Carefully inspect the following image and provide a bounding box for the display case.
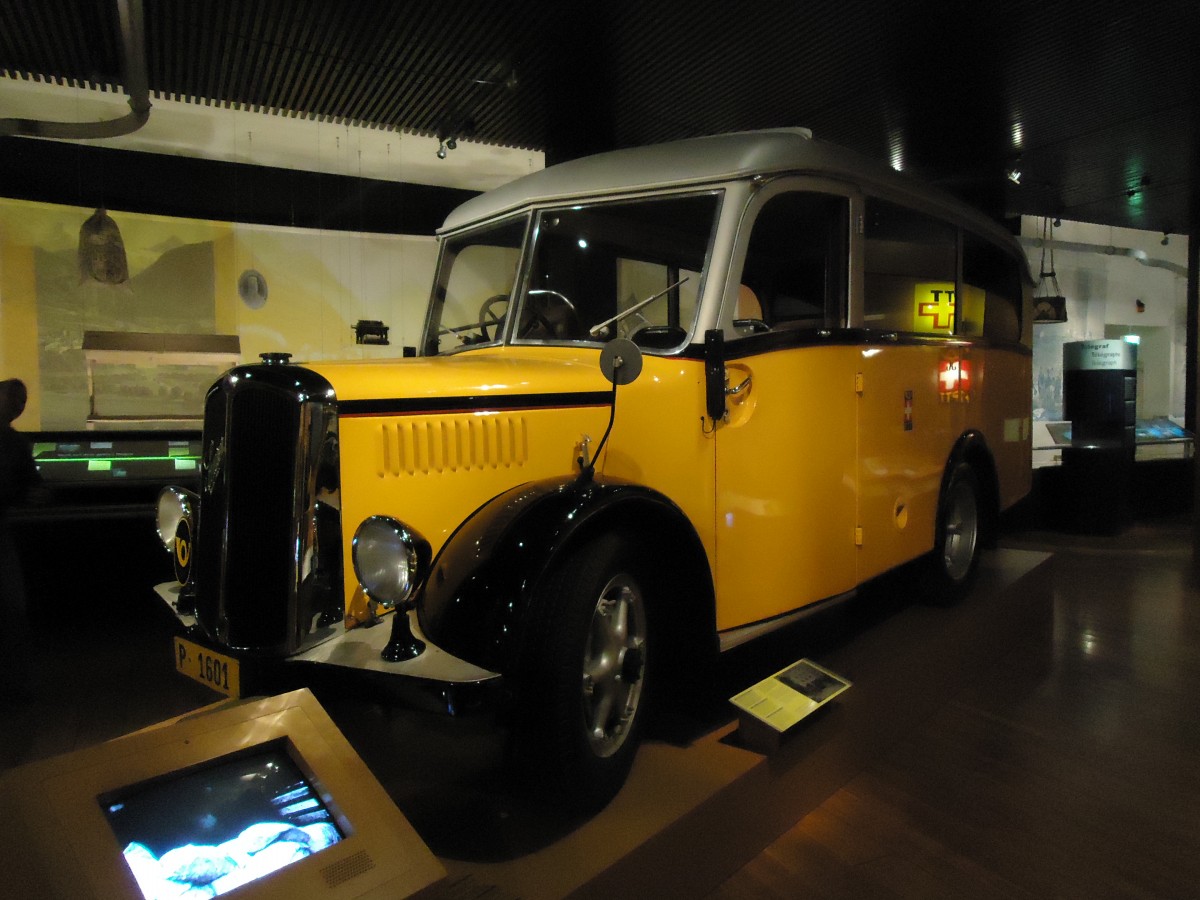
[1033,416,1193,469]
[14,430,201,521]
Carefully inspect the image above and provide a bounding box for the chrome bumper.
[153,581,501,687]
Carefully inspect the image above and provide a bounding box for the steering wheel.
[478,294,510,341]
[519,289,582,339]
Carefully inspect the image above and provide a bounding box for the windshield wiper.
[588,276,689,338]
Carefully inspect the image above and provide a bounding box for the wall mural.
[0,197,437,431]
[36,240,217,428]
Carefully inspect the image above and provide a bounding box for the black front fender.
[416,476,709,675]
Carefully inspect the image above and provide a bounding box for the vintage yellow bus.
[157,129,1032,809]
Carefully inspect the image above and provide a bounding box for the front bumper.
[154,582,503,715]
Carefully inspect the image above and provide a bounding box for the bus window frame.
[719,176,857,342]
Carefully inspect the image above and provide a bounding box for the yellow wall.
[0,241,41,427]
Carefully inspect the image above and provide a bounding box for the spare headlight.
[352,516,431,608]
[156,486,197,553]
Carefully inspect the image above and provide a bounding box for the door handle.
[726,374,752,396]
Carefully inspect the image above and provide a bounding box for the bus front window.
[516,192,721,351]
[425,216,527,355]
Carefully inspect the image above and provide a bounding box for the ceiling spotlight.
[1161,232,1170,246]
[436,141,447,159]
[1006,169,1022,185]
[446,137,457,151]
[1053,217,1062,227]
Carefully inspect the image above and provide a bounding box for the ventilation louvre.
[379,415,529,476]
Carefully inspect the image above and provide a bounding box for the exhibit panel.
[0,690,445,899]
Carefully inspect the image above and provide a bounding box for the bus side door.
[712,186,859,632]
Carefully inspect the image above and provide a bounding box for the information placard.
[730,659,851,751]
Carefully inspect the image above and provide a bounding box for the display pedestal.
[422,547,1052,900]
[736,712,784,754]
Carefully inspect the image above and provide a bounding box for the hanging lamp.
[77,207,130,285]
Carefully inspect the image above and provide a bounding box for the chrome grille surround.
[192,363,342,655]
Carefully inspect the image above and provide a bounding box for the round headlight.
[156,486,197,553]
[352,516,431,608]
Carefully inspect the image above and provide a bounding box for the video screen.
[100,740,345,899]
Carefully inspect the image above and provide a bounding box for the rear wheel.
[922,462,981,606]
[516,534,650,810]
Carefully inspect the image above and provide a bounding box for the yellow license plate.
[174,636,241,698]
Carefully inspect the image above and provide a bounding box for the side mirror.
[579,339,643,482]
[704,329,726,421]
[599,337,643,386]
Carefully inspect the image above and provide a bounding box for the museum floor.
[3,511,1199,898]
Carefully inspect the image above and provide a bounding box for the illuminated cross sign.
[938,358,972,400]
[916,287,955,331]
[939,360,961,392]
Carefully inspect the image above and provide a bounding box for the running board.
[718,589,858,652]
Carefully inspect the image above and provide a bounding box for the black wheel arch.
[417,475,716,678]
[942,430,1001,548]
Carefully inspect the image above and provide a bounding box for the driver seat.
[734,285,769,335]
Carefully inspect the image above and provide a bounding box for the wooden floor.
[710,517,1200,900]
[3,514,1200,898]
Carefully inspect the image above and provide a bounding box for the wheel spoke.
[588,687,617,741]
[584,643,617,683]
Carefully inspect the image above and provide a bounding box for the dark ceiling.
[1,0,1198,236]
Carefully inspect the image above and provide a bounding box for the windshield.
[424,216,527,355]
[424,192,720,355]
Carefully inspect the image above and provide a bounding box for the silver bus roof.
[439,129,1021,257]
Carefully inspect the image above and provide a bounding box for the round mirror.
[599,338,643,385]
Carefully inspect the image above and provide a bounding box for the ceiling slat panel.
[0,0,1195,231]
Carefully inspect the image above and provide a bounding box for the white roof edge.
[440,128,1023,266]
[442,129,823,230]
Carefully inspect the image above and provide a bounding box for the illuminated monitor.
[0,689,444,900]
[100,740,346,898]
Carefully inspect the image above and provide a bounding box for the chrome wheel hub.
[581,575,646,758]
[943,478,979,582]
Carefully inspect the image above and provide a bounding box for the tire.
[922,462,982,606]
[515,533,650,811]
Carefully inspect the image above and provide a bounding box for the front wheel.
[921,462,982,606]
[515,534,650,811]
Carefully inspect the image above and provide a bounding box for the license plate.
[174,636,241,698]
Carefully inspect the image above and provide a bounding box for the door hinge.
[854,526,864,546]
[855,372,864,395]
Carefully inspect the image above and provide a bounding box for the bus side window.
[736,192,848,336]
[962,231,1023,342]
[864,198,957,334]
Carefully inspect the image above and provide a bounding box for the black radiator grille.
[194,376,301,652]
[225,386,299,648]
